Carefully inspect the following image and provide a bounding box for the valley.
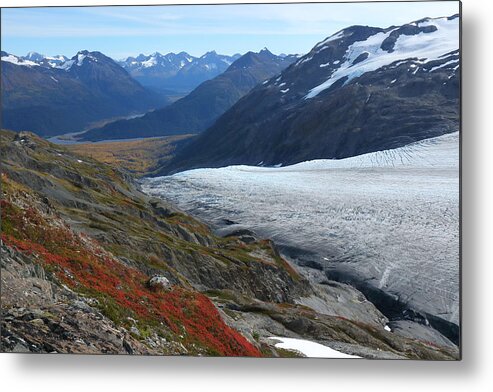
[66,134,194,176]
[1,130,458,359]
[1,8,460,359]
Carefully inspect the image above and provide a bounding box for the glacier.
[142,132,460,327]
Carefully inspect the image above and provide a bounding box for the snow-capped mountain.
[1,50,163,136]
[6,51,70,68]
[162,14,460,174]
[79,48,297,141]
[1,51,41,67]
[41,55,70,68]
[120,51,195,73]
[119,50,241,93]
[23,51,46,63]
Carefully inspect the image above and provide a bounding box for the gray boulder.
[147,275,172,291]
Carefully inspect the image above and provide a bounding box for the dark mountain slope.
[160,15,459,174]
[79,49,297,141]
[1,51,164,137]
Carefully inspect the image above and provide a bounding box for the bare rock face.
[0,243,162,355]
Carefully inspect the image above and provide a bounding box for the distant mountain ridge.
[119,50,242,94]
[160,15,460,174]
[4,50,240,96]
[21,51,69,68]
[79,48,298,141]
[1,50,164,136]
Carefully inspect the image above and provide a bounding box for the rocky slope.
[0,130,458,359]
[1,51,164,137]
[79,49,297,141]
[160,15,459,174]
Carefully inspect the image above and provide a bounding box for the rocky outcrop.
[147,276,172,291]
[1,243,170,354]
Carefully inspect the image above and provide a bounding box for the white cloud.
[1,2,459,39]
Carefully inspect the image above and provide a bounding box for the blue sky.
[1,2,459,60]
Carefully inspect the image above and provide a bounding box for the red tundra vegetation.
[1,191,261,357]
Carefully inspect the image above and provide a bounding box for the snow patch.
[58,59,75,70]
[296,56,313,66]
[305,16,459,99]
[315,30,346,49]
[1,54,39,67]
[428,58,459,72]
[269,337,361,358]
[316,45,329,53]
[142,57,157,68]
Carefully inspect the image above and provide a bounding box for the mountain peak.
[229,51,260,68]
[58,50,114,71]
[202,50,218,58]
[25,51,45,62]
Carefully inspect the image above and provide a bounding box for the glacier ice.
[142,132,460,325]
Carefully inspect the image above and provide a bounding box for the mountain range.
[119,50,242,95]
[2,14,459,167]
[1,50,164,136]
[160,15,460,174]
[0,13,460,358]
[79,49,298,141]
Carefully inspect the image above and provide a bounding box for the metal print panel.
[0,1,461,359]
